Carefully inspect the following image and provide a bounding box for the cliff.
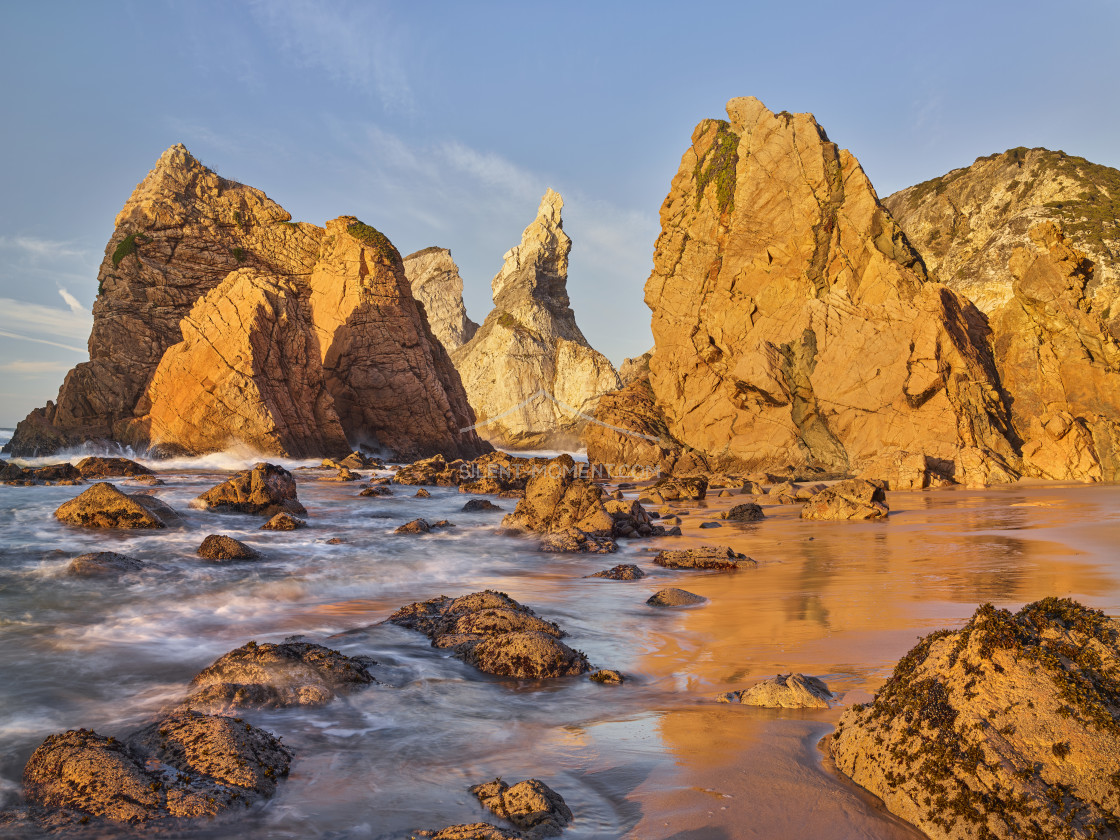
[586,97,1019,481]
[402,247,479,353]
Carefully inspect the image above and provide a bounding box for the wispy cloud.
[247,0,413,112]
[0,235,88,260]
[57,288,84,314]
[0,360,74,375]
[0,297,93,347]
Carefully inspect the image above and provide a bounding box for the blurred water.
[0,461,1117,839]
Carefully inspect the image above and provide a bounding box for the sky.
[1,0,1118,427]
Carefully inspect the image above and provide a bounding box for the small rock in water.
[462,498,502,512]
[430,519,455,529]
[718,673,832,708]
[469,778,573,838]
[647,588,706,607]
[653,546,753,571]
[396,518,431,534]
[718,489,733,497]
[698,521,722,529]
[413,824,522,840]
[326,537,345,544]
[260,512,306,530]
[720,502,765,521]
[75,456,153,479]
[539,528,616,553]
[414,488,432,498]
[197,535,259,561]
[55,483,174,529]
[67,551,145,577]
[360,485,393,497]
[589,669,625,684]
[801,479,888,521]
[191,462,306,517]
[585,563,645,580]
[185,640,375,712]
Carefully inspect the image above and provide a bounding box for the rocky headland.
[6,145,488,462]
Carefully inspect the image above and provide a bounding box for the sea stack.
[403,247,479,353]
[585,96,1020,483]
[451,190,620,450]
[6,146,489,461]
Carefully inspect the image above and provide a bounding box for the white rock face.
[451,190,620,450]
[403,247,479,353]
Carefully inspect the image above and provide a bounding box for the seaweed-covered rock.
[388,591,587,679]
[414,488,432,498]
[719,673,832,708]
[55,483,172,529]
[647,588,706,607]
[260,512,306,531]
[67,551,145,577]
[22,711,290,825]
[801,479,888,521]
[589,669,625,684]
[395,455,465,486]
[538,528,617,554]
[830,598,1120,840]
[191,462,305,517]
[75,457,153,478]
[469,778,573,838]
[360,484,393,497]
[720,502,765,521]
[197,535,259,561]
[586,563,645,580]
[653,546,754,571]
[412,824,522,840]
[185,640,374,712]
[462,631,589,679]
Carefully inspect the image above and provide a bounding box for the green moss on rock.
[693,119,740,215]
[111,233,139,268]
[346,219,403,270]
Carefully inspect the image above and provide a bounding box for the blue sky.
[1,0,1118,427]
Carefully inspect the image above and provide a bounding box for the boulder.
[260,512,306,530]
[501,454,614,538]
[396,519,432,535]
[55,483,171,529]
[586,563,645,580]
[185,640,375,712]
[653,546,753,571]
[718,673,832,708]
[720,503,765,521]
[414,488,432,498]
[388,591,588,679]
[856,449,953,491]
[22,711,290,824]
[67,552,145,577]
[800,479,888,521]
[197,535,259,561]
[651,475,707,501]
[647,588,706,607]
[395,454,465,486]
[831,598,1120,840]
[320,467,361,481]
[469,778,572,838]
[403,246,479,352]
[414,825,522,840]
[539,528,617,554]
[360,485,393,497]
[451,190,620,449]
[192,463,306,517]
[698,521,722,529]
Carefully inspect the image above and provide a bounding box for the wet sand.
[615,482,1120,839]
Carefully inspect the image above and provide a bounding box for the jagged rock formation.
[403,247,479,352]
[884,146,1120,319]
[7,145,488,461]
[451,190,620,449]
[586,97,1021,483]
[831,598,1120,840]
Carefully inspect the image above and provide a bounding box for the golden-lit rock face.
[588,96,1019,480]
[8,146,488,460]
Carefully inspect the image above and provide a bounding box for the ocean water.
[0,457,1118,839]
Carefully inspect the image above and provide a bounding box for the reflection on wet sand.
[625,483,1120,838]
